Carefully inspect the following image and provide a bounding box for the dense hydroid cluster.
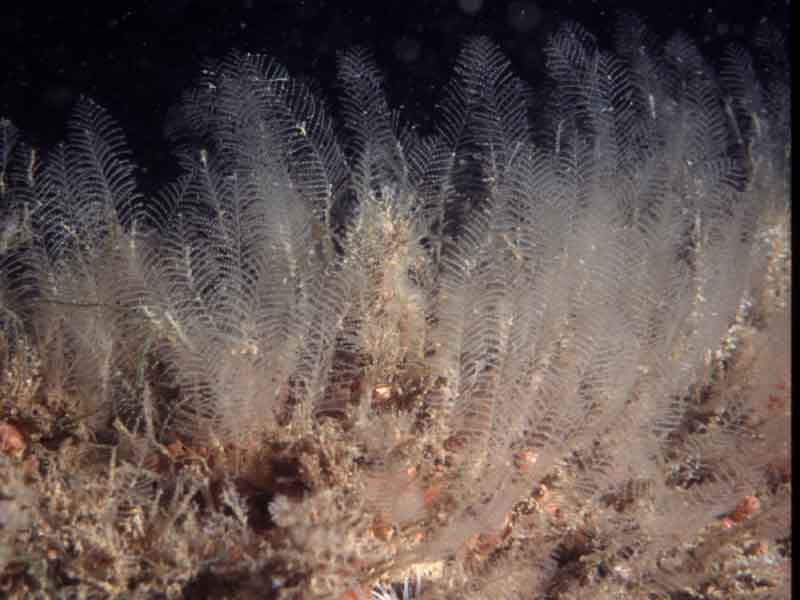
[0,15,791,599]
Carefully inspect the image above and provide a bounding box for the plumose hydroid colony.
[0,15,791,599]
